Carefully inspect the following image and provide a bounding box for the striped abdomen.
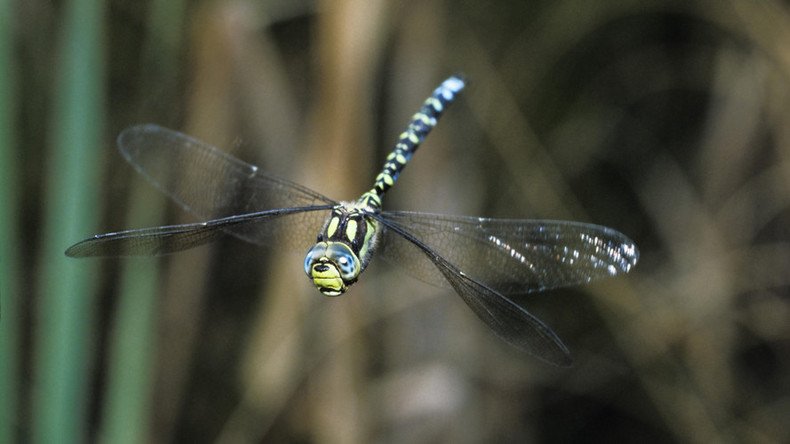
[371,75,465,198]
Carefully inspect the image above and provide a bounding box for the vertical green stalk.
[0,0,19,442]
[33,0,105,442]
[98,243,161,444]
[99,1,186,442]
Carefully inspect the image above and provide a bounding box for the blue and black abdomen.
[371,75,466,197]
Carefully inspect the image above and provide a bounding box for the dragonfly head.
[304,241,361,296]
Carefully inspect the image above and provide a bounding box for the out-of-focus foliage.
[4,0,790,442]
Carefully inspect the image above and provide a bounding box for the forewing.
[66,206,332,257]
[377,211,638,295]
[117,124,336,245]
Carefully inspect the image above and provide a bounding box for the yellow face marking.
[326,217,340,238]
[313,277,344,295]
[312,263,340,279]
[317,287,343,297]
[345,219,358,243]
[310,260,345,296]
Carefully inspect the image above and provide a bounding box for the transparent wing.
[376,217,573,366]
[65,206,332,257]
[376,211,639,295]
[117,124,337,245]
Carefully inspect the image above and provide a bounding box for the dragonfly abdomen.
[371,75,465,197]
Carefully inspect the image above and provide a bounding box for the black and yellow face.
[303,241,360,296]
[304,202,379,296]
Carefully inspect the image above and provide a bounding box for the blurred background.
[2,0,790,442]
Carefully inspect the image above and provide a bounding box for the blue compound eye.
[304,243,327,276]
[327,243,360,280]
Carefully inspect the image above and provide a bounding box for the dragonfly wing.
[117,124,337,245]
[66,206,332,257]
[376,216,572,366]
[66,221,226,257]
[377,211,638,295]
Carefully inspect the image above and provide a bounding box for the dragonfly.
[66,75,638,366]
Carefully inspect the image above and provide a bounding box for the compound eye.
[304,243,327,276]
[327,243,360,280]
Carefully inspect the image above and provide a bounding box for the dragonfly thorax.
[304,200,380,296]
